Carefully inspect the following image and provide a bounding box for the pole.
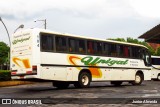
[35,19,46,29]
[0,17,11,46]
[45,19,46,29]
[14,24,24,33]
[0,17,10,70]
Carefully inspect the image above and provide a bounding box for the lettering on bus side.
[81,56,128,66]
[12,36,31,45]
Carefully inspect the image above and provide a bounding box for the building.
[139,24,160,50]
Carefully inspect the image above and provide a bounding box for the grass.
[0,70,34,87]
[0,80,33,87]
[0,70,10,72]
[0,70,11,81]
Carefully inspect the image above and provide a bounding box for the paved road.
[0,81,160,106]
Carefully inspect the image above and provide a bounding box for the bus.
[11,28,152,88]
[151,56,160,80]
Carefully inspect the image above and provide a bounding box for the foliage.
[108,38,126,42]
[0,70,11,81]
[0,70,9,72]
[156,47,160,56]
[0,42,10,69]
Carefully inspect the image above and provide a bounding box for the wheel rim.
[135,75,141,83]
[82,75,89,85]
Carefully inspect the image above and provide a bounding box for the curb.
[0,81,34,87]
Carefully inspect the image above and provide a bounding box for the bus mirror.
[144,51,151,67]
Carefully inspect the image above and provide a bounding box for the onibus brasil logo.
[68,55,128,78]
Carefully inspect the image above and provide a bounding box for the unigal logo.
[12,36,30,45]
[68,55,128,78]
[81,56,128,66]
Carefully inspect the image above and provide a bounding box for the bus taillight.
[11,70,17,75]
[26,71,32,74]
[32,65,37,73]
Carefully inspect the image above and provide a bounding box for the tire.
[74,72,91,88]
[74,82,81,88]
[110,81,123,86]
[152,79,157,81]
[157,74,160,81]
[131,72,143,85]
[52,81,70,89]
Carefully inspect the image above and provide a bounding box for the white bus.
[151,56,160,80]
[11,28,151,88]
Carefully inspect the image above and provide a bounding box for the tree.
[108,38,126,42]
[0,42,10,69]
[127,37,139,44]
[156,47,160,56]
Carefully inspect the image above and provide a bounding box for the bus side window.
[111,44,117,57]
[77,39,86,54]
[56,36,67,52]
[103,43,110,56]
[103,43,107,55]
[152,58,160,65]
[124,46,129,57]
[117,45,124,57]
[69,38,76,52]
[131,47,140,59]
[117,45,130,57]
[94,42,102,55]
[41,34,54,52]
[87,41,94,54]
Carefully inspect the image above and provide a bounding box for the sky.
[0,0,160,46]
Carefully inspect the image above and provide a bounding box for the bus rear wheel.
[74,72,91,88]
[110,81,123,86]
[52,81,70,89]
[157,74,160,81]
[131,72,143,85]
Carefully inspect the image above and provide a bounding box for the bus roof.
[151,56,160,58]
[15,28,148,49]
